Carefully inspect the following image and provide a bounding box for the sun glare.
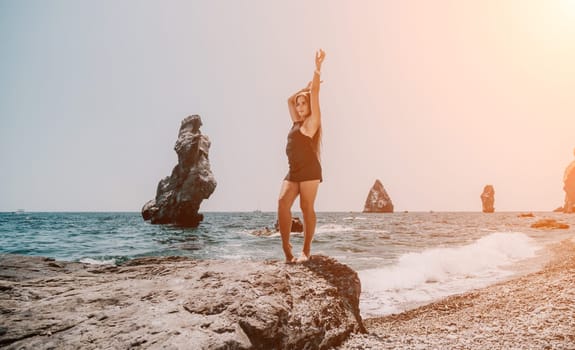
[515,0,575,52]
[548,0,575,30]
[558,0,575,17]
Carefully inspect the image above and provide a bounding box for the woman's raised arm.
[287,82,311,123]
[302,49,325,137]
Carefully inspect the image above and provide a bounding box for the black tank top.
[285,122,322,182]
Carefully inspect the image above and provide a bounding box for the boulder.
[363,179,393,213]
[142,115,216,227]
[252,218,304,236]
[562,195,575,214]
[562,154,575,213]
[480,185,495,213]
[274,217,304,232]
[0,254,365,349]
[530,219,569,229]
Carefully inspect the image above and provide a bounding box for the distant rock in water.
[480,185,495,213]
[553,206,564,212]
[554,203,574,213]
[275,217,304,232]
[363,179,394,213]
[142,115,216,227]
[563,151,575,213]
[530,219,569,229]
[252,217,304,237]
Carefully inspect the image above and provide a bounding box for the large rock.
[530,219,569,229]
[0,254,365,349]
[480,185,495,213]
[142,115,216,227]
[363,179,393,213]
[275,217,304,232]
[563,156,575,213]
[252,218,304,237]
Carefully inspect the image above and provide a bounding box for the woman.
[278,49,325,263]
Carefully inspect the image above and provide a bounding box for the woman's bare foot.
[297,253,311,263]
[284,244,297,263]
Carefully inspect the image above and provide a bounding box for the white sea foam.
[343,216,368,221]
[79,258,116,265]
[357,229,390,234]
[316,224,355,234]
[359,232,541,317]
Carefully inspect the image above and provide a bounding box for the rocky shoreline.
[338,237,575,349]
[2,237,574,349]
[0,255,364,349]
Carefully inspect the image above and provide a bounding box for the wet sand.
[338,237,575,349]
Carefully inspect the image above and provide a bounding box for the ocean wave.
[316,224,355,234]
[359,232,541,316]
[79,257,117,265]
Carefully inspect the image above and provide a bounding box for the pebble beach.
[338,237,575,350]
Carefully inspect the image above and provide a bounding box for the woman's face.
[295,95,310,119]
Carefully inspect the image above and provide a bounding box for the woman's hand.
[293,81,312,96]
[315,49,325,71]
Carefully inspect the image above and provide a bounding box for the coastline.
[338,237,575,349]
[0,254,364,349]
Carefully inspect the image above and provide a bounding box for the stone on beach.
[0,254,365,349]
[141,115,217,227]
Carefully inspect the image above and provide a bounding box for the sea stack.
[142,115,217,227]
[363,179,394,213]
[480,185,495,213]
[563,151,575,213]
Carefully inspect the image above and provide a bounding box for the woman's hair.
[296,92,322,160]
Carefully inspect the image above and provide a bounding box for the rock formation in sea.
[562,198,575,213]
[530,218,570,229]
[363,179,394,213]
[275,217,304,232]
[251,217,304,237]
[142,115,216,227]
[0,254,366,349]
[480,184,495,213]
[563,149,575,213]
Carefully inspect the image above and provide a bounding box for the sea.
[1,211,574,317]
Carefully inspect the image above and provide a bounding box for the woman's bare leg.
[298,180,320,261]
[278,180,300,262]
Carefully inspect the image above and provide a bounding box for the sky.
[1,0,574,212]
